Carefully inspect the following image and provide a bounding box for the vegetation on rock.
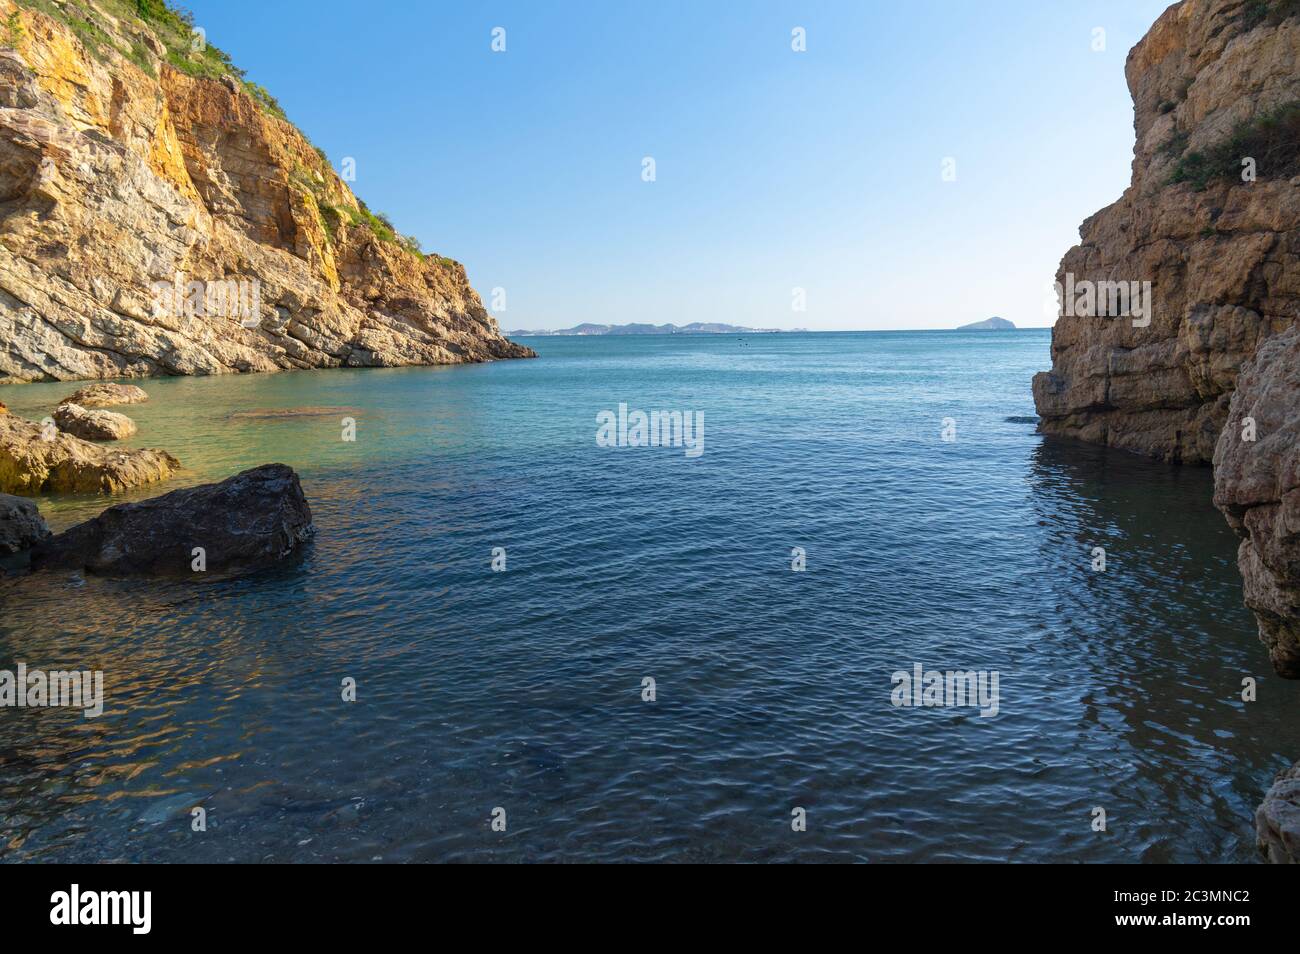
[1168,100,1300,189]
[13,0,430,259]
[1237,0,1300,33]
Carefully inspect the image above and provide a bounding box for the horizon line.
[507,326,1057,335]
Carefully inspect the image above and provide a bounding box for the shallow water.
[1,330,1296,862]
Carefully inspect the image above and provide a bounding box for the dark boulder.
[31,464,313,576]
[0,493,50,554]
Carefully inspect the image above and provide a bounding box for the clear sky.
[183,0,1173,331]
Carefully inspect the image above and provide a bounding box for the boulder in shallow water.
[1257,760,1300,864]
[53,403,138,442]
[0,493,50,554]
[31,464,314,576]
[0,414,178,495]
[59,383,149,408]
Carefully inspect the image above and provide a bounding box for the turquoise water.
[1,330,1297,862]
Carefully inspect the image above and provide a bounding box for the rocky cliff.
[1033,0,1300,464]
[1215,338,1297,856]
[0,0,532,383]
[1214,325,1300,679]
[1034,0,1300,683]
[1032,0,1300,861]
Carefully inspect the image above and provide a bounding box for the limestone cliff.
[1032,0,1300,464]
[1035,0,1300,680]
[1214,324,1300,679]
[1031,0,1300,861]
[0,0,533,383]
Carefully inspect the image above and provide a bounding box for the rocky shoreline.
[0,377,310,579]
[1033,0,1300,861]
[0,383,177,494]
[0,382,312,578]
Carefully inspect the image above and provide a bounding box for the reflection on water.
[1,331,1296,862]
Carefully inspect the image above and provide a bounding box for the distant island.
[957,316,1015,331]
[509,322,786,336]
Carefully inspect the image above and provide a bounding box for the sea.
[1,329,1296,862]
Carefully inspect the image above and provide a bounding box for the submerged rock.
[229,406,362,421]
[0,493,50,554]
[0,414,178,495]
[1257,760,1300,864]
[53,404,138,442]
[60,384,149,408]
[31,464,314,576]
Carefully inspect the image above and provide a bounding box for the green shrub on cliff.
[242,82,288,121]
[313,199,428,260]
[1169,100,1300,190]
[18,0,432,262]
[124,39,156,76]
[3,10,24,48]
[13,1,114,63]
[1238,0,1300,32]
[133,0,187,31]
[15,0,237,79]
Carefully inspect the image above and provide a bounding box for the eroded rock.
[0,7,533,385]
[53,403,138,441]
[1025,0,1300,860]
[0,492,49,554]
[0,413,177,495]
[1214,324,1300,677]
[31,463,313,576]
[60,383,150,408]
[1257,760,1300,864]
[1033,1,1300,463]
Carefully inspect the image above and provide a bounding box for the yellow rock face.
[147,97,201,203]
[0,0,534,383]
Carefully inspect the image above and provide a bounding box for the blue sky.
[184,0,1173,331]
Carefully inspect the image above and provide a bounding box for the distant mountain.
[509,322,784,336]
[957,316,1016,331]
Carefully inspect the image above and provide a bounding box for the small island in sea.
[509,322,785,336]
[957,316,1016,330]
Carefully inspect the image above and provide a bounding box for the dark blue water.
[1,330,1296,862]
